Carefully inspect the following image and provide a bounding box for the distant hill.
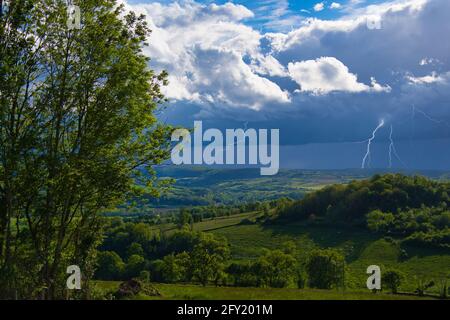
[274,173,450,248]
[148,166,450,207]
[149,166,371,207]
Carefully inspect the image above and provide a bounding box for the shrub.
[95,251,125,281]
[383,269,404,294]
[306,249,345,289]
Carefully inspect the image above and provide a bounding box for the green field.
[100,168,450,300]
[142,211,450,293]
[99,210,449,298]
[142,211,262,235]
[95,281,432,300]
[207,217,450,293]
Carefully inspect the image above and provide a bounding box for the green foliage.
[226,262,259,287]
[95,207,450,298]
[306,249,345,289]
[97,226,232,287]
[437,278,448,299]
[253,249,298,288]
[0,0,173,299]
[191,234,231,286]
[277,174,450,248]
[161,253,187,283]
[139,271,151,283]
[296,270,306,289]
[367,210,395,232]
[101,219,160,258]
[279,174,449,221]
[94,170,450,297]
[225,244,299,289]
[414,276,435,296]
[177,209,194,229]
[127,243,144,258]
[95,251,125,281]
[125,255,146,279]
[382,269,404,293]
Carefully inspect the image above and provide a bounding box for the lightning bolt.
[388,125,394,168]
[413,105,450,128]
[388,125,407,168]
[361,119,385,169]
[409,104,450,153]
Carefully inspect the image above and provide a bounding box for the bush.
[297,270,306,289]
[414,277,435,296]
[383,269,403,293]
[125,255,146,279]
[306,249,345,289]
[95,251,125,280]
[254,249,298,288]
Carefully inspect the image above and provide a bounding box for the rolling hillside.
[120,167,450,210]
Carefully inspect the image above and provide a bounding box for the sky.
[121,0,450,170]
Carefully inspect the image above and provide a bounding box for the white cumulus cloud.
[118,0,450,130]
[313,2,325,12]
[330,2,342,10]
[288,57,390,94]
[122,1,289,111]
[406,71,448,84]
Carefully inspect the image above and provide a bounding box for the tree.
[226,262,258,287]
[252,248,297,288]
[95,251,125,281]
[383,269,403,294]
[126,243,144,259]
[125,255,146,279]
[0,0,172,298]
[148,259,165,283]
[367,210,395,233]
[306,249,345,289]
[296,269,306,289]
[161,253,185,283]
[129,223,154,245]
[263,203,270,218]
[191,234,230,286]
[437,278,448,299]
[177,209,194,229]
[413,276,434,296]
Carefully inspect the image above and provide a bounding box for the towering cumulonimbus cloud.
[122,0,450,157]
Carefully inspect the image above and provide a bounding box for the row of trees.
[226,247,345,289]
[104,198,290,227]
[97,224,348,290]
[96,216,450,296]
[172,200,290,227]
[97,229,230,286]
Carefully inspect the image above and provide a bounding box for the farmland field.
[96,168,450,300]
[99,210,450,297]
[94,281,432,300]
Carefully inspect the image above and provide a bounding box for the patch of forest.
[275,174,450,248]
